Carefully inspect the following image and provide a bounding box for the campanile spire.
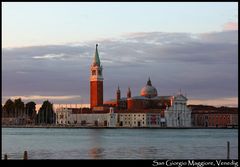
[93,44,101,67]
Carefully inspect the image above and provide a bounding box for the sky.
[2,2,238,107]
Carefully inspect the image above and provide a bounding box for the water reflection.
[88,129,105,159]
[89,147,105,159]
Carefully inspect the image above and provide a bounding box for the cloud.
[223,22,238,31]
[2,30,238,106]
[189,97,238,107]
[8,95,81,100]
[32,53,65,59]
[16,71,28,74]
[2,95,83,105]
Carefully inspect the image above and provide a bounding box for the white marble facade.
[164,94,191,127]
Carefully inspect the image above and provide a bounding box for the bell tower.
[90,44,103,108]
[116,85,121,108]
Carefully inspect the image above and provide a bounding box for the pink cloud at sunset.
[189,97,238,107]
[223,22,238,31]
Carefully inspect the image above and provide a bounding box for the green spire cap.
[93,44,101,66]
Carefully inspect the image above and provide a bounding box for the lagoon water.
[2,128,238,159]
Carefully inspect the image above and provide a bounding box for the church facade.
[56,44,192,127]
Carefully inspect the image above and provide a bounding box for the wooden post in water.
[23,151,28,160]
[227,141,230,159]
[4,154,8,160]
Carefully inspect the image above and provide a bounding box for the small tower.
[147,77,152,86]
[90,44,104,108]
[116,85,121,107]
[127,87,131,98]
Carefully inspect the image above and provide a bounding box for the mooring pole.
[4,154,8,160]
[227,141,230,159]
[23,151,28,160]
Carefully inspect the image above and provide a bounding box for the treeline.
[2,98,56,124]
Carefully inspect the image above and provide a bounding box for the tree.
[14,98,24,118]
[36,100,56,124]
[3,99,15,117]
[25,101,36,120]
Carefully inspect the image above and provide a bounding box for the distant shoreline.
[1,125,238,129]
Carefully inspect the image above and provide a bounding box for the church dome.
[140,78,158,98]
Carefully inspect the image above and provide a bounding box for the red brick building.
[104,78,173,112]
[190,106,238,128]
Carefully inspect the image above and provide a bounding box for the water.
[2,128,238,159]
